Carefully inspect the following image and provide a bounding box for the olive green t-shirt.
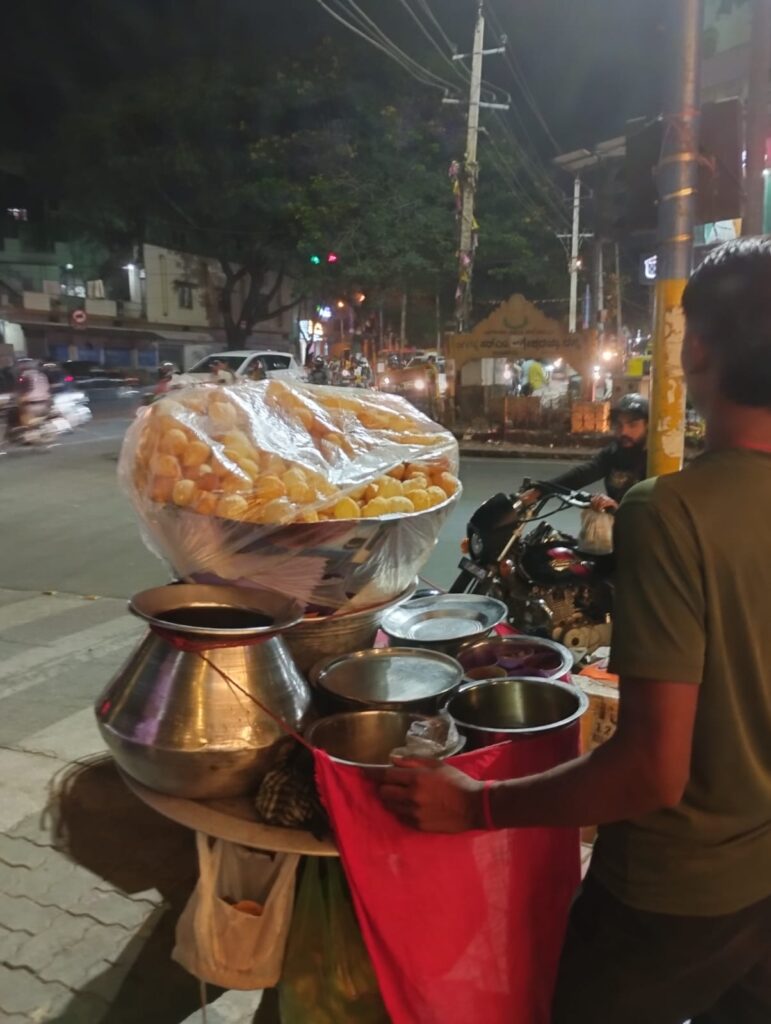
[592,449,771,916]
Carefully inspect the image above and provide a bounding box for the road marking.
[0,594,90,631]
[0,616,143,696]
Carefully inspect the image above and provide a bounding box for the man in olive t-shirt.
[377,238,771,1023]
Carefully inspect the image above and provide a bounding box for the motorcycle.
[4,389,91,447]
[450,481,614,659]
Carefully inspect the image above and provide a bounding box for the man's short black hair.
[682,236,771,407]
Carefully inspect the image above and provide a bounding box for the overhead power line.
[311,0,461,96]
[486,1,563,155]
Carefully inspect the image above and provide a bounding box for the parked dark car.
[73,377,141,405]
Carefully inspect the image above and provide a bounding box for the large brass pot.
[95,585,310,799]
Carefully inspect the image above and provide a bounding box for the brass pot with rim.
[95,584,309,799]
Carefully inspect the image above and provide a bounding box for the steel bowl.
[145,488,461,614]
[446,676,588,750]
[310,647,463,714]
[305,710,465,769]
[457,635,572,683]
[283,580,416,675]
[380,593,508,657]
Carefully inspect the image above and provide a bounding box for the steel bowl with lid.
[380,593,508,656]
[310,647,463,714]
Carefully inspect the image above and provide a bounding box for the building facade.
[0,237,299,375]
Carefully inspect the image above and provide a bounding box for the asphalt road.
[0,414,588,599]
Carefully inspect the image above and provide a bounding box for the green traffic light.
[310,254,321,265]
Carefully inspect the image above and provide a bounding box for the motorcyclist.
[523,394,649,512]
[308,356,330,385]
[353,352,372,387]
[154,362,176,396]
[13,358,52,428]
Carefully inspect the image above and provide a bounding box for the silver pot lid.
[381,594,508,644]
[311,647,462,706]
[129,584,305,638]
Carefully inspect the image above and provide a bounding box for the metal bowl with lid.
[380,593,508,656]
[310,647,463,714]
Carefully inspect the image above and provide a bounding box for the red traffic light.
[326,252,338,264]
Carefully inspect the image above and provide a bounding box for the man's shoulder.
[618,472,694,524]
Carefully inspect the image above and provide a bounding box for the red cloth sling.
[314,727,580,1024]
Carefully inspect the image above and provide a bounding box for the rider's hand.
[520,488,541,507]
[590,495,618,513]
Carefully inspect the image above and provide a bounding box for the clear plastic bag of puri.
[119,379,461,611]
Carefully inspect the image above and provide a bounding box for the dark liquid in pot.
[159,607,273,630]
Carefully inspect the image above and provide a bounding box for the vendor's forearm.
[486,735,679,829]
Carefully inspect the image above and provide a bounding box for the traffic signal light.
[326,252,338,264]
[309,254,321,265]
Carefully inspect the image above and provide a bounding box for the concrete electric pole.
[569,175,582,334]
[446,3,508,331]
[744,0,771,235]
[647,0,702,478]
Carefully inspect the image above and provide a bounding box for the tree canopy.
[47,42,568,344]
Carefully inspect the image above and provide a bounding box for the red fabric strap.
[150,625,313,752]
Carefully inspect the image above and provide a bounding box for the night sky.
[2,0,664,158]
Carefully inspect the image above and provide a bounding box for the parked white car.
[177,350,301,384]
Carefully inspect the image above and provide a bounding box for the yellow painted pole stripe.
[648,277,688,477]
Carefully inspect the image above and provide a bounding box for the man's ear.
[682,330,710,376]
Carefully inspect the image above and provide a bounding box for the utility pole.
[592,237,604,334]
[554,152,596,334]
[648,0,702,477]
[456,0,485,334]
[569,175,582,334]
[614,241,623,343]
[556,175,592,334]
[445,4,508,332]
[744,0,771,235]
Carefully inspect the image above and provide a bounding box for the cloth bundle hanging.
[173,832,299,991]
[313,731,580,1024]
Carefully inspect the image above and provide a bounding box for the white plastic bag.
[578,508,614,555]
[173,832,300,990]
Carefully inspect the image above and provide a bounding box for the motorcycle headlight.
[469,531,484,559]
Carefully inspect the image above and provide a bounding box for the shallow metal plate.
[312,647,462,705]
[381,594,508,646]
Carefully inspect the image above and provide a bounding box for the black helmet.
[613,393,649,421]
[313,356,325,367]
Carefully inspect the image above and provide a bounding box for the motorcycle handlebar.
[520,480,595,510]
